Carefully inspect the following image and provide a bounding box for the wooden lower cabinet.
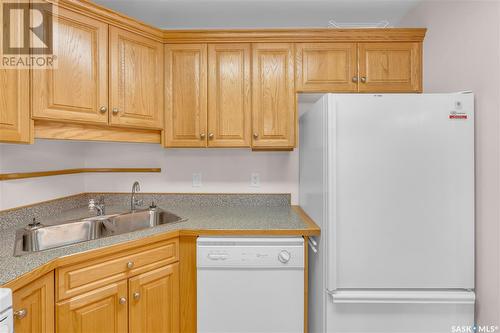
[13,272,54,333]
[129,263,180,333]
[56,281,128,333]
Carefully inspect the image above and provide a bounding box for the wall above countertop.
[0,140,299,210]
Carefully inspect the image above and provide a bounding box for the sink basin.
[14,207,185,256]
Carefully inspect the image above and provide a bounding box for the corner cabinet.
[31,7,109,124]
[109,27,164,129]
[12,272,54,333]
[252,43,296,149]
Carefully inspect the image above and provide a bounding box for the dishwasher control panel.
[197,237,304,268]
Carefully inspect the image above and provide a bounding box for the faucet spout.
[131,181,142,211]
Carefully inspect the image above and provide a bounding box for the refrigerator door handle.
[326,290,475,305]
[308,239,318,254]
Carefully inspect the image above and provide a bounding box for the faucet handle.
[134,198,144,207]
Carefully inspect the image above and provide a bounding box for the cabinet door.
[252,43,296,149]
[0,68,30,143]
[358,42,422,92]
[208,43,251,147]
[129,264,179,333]
[109,27,164,129]
[31,8,108,124]
[295,43,358,92]
[56,281,128,333]
[165,44,207,147]
[13,272,54,333]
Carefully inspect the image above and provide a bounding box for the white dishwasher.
[197,237,304,333]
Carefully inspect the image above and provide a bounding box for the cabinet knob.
[14,308,27,319]
[133,292,141,300]
[119,297,127,305]
[208,133,214,139]
[352,76,359,83]
[127,261,134,269]
[360,77,367,83]
[112,108,119,115]
[99,106,107,113]
[200,133,206,139]
[253,133,259,139]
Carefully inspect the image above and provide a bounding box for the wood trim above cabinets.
[164,44,208,148]
[163,28,427,43]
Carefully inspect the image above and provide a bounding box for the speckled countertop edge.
[0,193,318,285]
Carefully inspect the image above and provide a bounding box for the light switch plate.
[192,173,202,187]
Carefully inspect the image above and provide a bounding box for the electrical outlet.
[250,172,260,187]
[192,173,202,187]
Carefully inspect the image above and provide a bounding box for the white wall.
[399,1,500,325]
[0,140,299,210]
[0,140,86,210]
[83,142,299,202]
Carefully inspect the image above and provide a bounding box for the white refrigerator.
[299,93,475,333]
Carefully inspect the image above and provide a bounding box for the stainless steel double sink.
[13,207,185,256]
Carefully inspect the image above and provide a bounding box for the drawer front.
[57,239,178,300]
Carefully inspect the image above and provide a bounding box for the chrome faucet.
[89,196,105,216]
[131,181,143,211]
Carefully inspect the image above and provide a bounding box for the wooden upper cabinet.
[57,280,128,333]
[252,43,296,149]
[31,8,108,124]
[358,42,422,92]
[164,44,207,147]
[13,272,54,333]
[296,43,358,92]
[208,44,251,147]
[129,264,179,333]
[0,68,30,143]
[109,27,164,129]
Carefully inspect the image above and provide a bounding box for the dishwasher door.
[197,237,305,333]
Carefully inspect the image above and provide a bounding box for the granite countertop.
[0,193,319,285]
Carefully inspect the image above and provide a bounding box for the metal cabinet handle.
[200,133,206,139]
[352,76,359,83]
[208,133,214,139]
[119,297,127,305]
[360,77,367,83]
[253,133,259,139]
[99,106,107,113]
[112,108,119,115]
[127,261,134,269]
[133,292,141,300]
[14,308,27,319]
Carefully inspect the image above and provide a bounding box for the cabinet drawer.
[57,238,178,301]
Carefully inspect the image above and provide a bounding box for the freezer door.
[327,93,474,290]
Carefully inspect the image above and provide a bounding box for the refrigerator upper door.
[327,93,474,290]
